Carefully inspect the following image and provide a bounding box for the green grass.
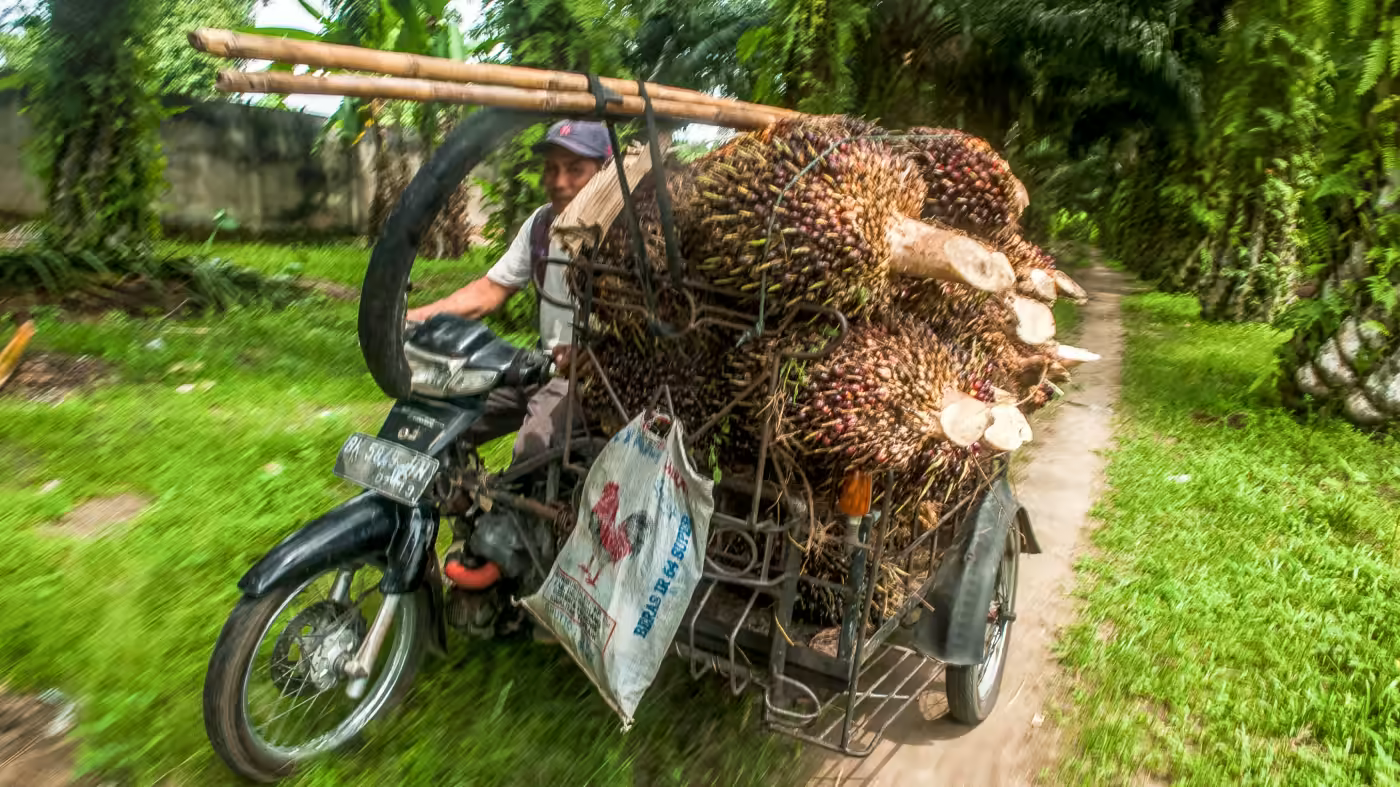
[1052,298,1082,339]
[1052,292,1400,785]
[0,242,800,786]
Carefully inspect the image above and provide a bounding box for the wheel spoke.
[234,564,416,763]
[265,682,325,744]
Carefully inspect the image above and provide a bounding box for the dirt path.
[804,264,1133,786]
[0,690,85,787]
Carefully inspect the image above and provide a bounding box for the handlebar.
[508,349,556,387]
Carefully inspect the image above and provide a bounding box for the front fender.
[240,492,447,656]
[240,492,407,598]
[910,472,1031,666]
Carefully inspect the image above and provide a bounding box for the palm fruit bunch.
[795,450,990,629]
[900,127,1029,239]
[891,278,1021,392]
[573,324,740,437]
[559,116,1103,631]
[775,315,991,472]
[999,234,1057,273]
[568,169,701,333]
[678,115,924,317]
[900,277,1073,416]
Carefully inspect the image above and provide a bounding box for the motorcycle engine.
[468,507,556,582]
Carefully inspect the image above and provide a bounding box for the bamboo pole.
[190,28,800,121]
[217,70,788,131]
[0,320,35,391]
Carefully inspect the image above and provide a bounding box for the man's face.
[542,147,603,212]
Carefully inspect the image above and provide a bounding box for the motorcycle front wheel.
[202,561,426,783]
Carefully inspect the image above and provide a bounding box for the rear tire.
[202,570,427,783]
[360,108,543,401]
[945,524,1019,724]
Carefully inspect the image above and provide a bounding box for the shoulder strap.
[528,205,557,288]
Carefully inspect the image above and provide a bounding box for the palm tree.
[625,0,768,98]
[25,0,164,265]
[1274,0,1400,425]
[467,0,635,246]
[246,0,478,257]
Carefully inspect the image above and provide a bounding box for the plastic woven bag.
[520,411,714,728]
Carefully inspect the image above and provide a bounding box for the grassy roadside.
[1051,292,1400,785]
[0,242,801,786]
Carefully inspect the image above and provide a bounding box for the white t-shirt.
[484,205,576,351]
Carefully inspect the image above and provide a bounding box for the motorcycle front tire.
[202,566,430,783]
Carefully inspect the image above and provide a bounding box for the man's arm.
[406,207,540,323]
[406,277,516,322]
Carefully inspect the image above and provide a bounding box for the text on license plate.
[333,433,440,506]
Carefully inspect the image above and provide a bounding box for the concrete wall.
[0,90,46,221]
[0,89,494,239]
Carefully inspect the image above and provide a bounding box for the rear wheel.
[945,524,1019,724]
[202,563,426,783]
[361,108,542,401]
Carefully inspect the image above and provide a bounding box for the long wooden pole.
[190,28,800,121]
[217,70,788,131]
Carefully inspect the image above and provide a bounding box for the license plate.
[334,433,441,506]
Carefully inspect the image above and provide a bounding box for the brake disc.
[269,600,368,696]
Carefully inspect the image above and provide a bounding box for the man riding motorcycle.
[406,119,612,639]
[407,119,609,466]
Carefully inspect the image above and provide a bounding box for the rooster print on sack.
[579,481,650,587]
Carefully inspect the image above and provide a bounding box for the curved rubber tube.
[444,559,502,590]
[359,108,546,401]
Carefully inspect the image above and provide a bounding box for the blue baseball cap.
[532,120,613,162]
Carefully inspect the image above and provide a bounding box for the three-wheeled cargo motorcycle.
[200,107,1039,783]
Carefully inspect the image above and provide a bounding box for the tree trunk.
[362,109,477,259]
[419,112,476,260]
[35,0,163,260]
[1164,238,1208,293]
[368,124,411,242]
[1197,184,1299,323]
[1280,241,1400,425]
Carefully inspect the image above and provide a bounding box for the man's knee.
[512,379,576,462]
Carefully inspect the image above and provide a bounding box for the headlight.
[405,345,501,398]
[445,368,501,396]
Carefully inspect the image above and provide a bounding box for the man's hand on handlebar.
[552,344,574,374]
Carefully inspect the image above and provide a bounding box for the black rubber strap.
[604,119,674,337]
[577,72,675,337]
[584,73,623,118]
[637,79,684,289]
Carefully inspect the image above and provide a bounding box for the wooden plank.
[550,134,673,258]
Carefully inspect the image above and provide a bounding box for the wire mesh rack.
[529,122,1012,755]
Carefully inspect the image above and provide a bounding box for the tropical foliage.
[240,0,482,255]
[467,0,634,248]
[24,0,165,263]
[1,0,302,300]
[1088,0,1399,423]
[1,0,256,96]
[6,0,1397,423]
